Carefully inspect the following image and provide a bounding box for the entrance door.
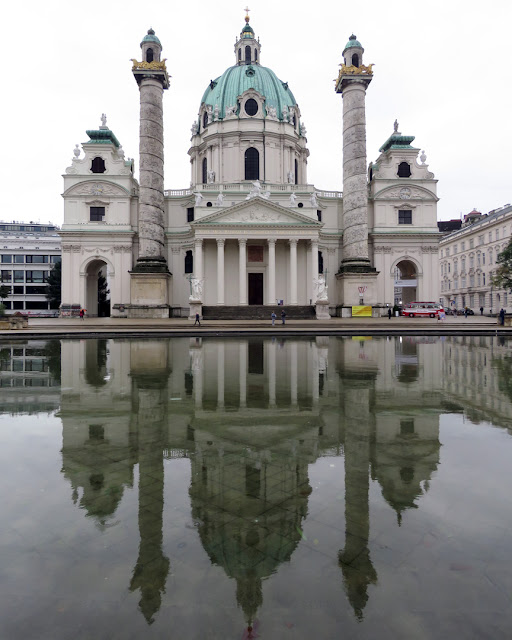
[248,273,264,305]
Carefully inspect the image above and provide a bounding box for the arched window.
[91,157,106,174]
[238,48,241,61]
[295,159,298,185]
[203,111,208,128]
[397,162,412,178]
[202,158,207,184]
[254,48,258,62]
[245,147,259,180]
[185,250,193,274]
[352,53,359,67]
[146,48,154,63]
[245,45,251,64]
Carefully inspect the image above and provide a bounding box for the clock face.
[400,187,412,200]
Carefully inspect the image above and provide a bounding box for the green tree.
[492,239,512,292]
[98,270,110,317]
[0,284,9,316]
[45,260,62,309]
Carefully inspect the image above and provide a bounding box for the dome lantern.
[234,9,261,66]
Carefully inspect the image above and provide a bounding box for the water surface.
[1,336,512,639]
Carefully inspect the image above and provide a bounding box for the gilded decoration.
[336,63,374,83]
[131,59,168,71]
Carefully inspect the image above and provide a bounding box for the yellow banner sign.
[352,305,372,317]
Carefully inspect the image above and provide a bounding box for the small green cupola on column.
[234,10,261,66]
[343,34,364,68]
[140,27,162,64]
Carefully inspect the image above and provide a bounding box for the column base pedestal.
[336,270,380,306]
[189,300,203,320]
[127,271,171,318]
[315,300,331,319]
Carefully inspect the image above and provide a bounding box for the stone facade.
[59,22,441,318]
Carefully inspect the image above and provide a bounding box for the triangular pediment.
[192,197,322,227]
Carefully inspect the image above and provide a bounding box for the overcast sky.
[2,0,510,227]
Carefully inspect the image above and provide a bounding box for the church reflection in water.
[32,334,506,626]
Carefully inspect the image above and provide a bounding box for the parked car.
[456,308,474,315]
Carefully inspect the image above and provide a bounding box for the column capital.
[268,238,277,246]
[238,238,247,246]
[194,238,203,246]
[216,238,225,247]
[289,238,299,246]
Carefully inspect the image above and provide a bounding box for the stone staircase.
[201,305,316,320]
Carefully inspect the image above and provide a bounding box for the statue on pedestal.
[313,274,328,301]
[189,277,204,301]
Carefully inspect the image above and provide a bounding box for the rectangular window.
[469,295,474,307]
[1,270,11,282]
[477,273,481,286]
[13,301,24,310]
[186,207,194,222]
[1,255,12,263]
[50,255,61,263]
[461,277,466,288]
[90,206,105,222]
[505,293,508,305]
[398,210,412,224]
[489,232,492,242]
[469,239,474,249]
[25,301,49,310]
[454,244,457,254]
[14,270,24,282]
[13,286,23,294]
[461,241,465,251]
[317,210,322,222]
[446,247,450,256]
[14,255,24,263]
[483,273,486,285]
[461,259,466,271]
[2,301,11,309]
[483,253,486,265]
[26,285,46,294]
[470,257,474,268]
[25,270,46,283]
[477,254,481,266]
[479,235,484,245]
[26,255,48,263]
[454,278,458,289]
[496,229,499,240]
[470,275,475,287]
[448,263,451,273]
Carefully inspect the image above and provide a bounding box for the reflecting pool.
[1,336,512,639]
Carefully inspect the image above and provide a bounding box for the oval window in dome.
[245,99,258,116]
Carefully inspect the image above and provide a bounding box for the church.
[60,15,440,318]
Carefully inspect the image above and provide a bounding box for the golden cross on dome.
[244,6,250,22]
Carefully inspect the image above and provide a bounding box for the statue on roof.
[393,119,399,133]
[101,113,107,128]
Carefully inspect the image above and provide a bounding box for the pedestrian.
[194,312,201,326]
[271,311,276,326]
[464,307,468,318]
[480,306,484,316]
[79,308,84,320]
[499,308,505,326]
[281,310,286,325]
[387,307,392,320]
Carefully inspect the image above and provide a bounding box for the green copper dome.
[343,34,362,50]
[141,28,161,47]
[200,64,298,121]
[242,23,255,38]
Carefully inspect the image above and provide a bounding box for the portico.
[190,198,323,308]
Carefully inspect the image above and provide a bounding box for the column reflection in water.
[52,335,512,630]
[128,340,171,624]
